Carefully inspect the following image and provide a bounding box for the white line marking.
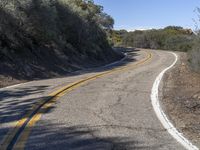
[151,52,199,150]
[102,53,127,68]
[0,82,32,90]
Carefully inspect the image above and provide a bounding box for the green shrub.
[189,35,200,72]
[0,0,117,64]
[118,26,194,51]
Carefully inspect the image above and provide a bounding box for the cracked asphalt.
[0,49,185,150]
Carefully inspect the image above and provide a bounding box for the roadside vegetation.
[188,8,200,72]
[0,0,121,80]
[111,25,200,72]
[112,26,194,52]
[189,34,200,72]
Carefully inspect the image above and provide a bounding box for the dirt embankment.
[0,49,123,88]
[162,52,200,147]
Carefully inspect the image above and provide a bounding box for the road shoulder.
[162,52,200,147]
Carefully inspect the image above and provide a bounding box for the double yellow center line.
[1,51,152,150]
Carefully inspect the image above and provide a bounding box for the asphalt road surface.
[0,49,186,150]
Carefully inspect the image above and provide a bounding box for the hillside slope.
[0,0,122,87]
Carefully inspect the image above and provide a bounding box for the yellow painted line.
[0,102,46,150]
[1,51,152,150]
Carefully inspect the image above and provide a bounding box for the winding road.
[0,49,193,150]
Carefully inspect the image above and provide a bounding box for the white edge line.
[101,53,127,68]
[151,52,199,150]
[0,53,127,90]
[0,82,33,90]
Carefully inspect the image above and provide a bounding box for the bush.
[0,0,117,61]
[119,26,194,51]
[189,35,200,72]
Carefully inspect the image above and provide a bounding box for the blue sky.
[94,0,200,31]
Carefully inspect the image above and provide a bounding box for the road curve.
[0,49,187,149]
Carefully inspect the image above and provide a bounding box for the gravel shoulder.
[162,52,200,147]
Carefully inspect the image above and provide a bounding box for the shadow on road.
[0,86,53,139]
[24,121,165,150]
[68,48,140,76]
[0,48,140,123]
[0,48,151,149]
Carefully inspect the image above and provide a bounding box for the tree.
[188,8,200,72]
[96,13,114,29]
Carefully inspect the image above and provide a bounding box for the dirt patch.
[162,52,200,147]
[0,48,125,88]
[0,75,26,88]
